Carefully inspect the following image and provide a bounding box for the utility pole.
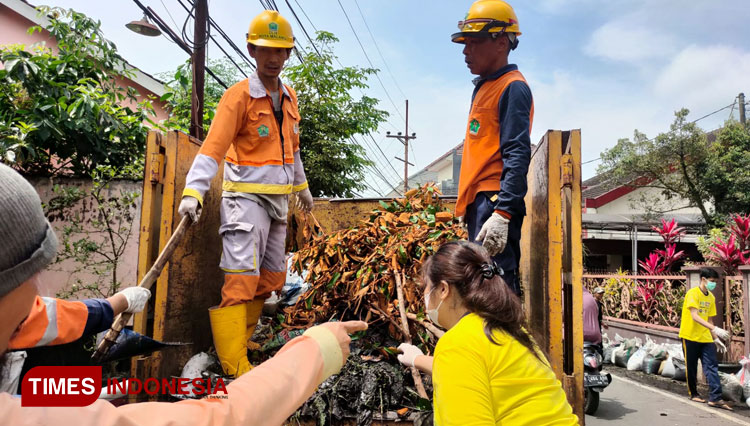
[190,0,208,140]
[739,92,746,126]
[387,100,417,193]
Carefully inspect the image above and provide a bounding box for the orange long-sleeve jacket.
[2,325,342,426]
[182,72,308,206]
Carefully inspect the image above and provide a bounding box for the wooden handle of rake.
[91,215,191,363]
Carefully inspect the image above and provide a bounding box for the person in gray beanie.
[0,163,58,298]
[0,164,151,353]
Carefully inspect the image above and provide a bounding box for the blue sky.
[41,1,750,195]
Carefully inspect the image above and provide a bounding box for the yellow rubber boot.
[209,304,251,378]
[245,299,265,352]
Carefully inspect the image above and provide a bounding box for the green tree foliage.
[0,7,156,177]
[599,109,714,224]
[157,58,251,134]
[703,121,750,217]
[284,32,388,197]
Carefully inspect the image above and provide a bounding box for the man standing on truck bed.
[452,0,533,296]
[178,10,313,378]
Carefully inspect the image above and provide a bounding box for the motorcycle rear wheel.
[584,388,600,415]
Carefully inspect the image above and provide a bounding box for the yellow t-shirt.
[432,314,578,426]
[679,286,717,343]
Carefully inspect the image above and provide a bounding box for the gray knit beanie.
[0,164,58,298]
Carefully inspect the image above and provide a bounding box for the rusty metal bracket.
[561,154,573,188]
[149,151,164,184]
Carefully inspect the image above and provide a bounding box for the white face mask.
[425,287,444,328]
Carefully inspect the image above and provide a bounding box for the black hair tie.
[480,262,504,280]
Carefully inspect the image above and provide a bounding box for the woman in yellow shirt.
[397,241,578,425]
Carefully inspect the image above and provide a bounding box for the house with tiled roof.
[581,171,706,272]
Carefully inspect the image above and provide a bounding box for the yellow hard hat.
[246,10,294,48]
[452,0,521,47]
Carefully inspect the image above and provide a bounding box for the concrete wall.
[30,177,142,300]
[435,161,453,183]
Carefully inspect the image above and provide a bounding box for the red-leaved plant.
[653,218,686,245]
[638,252,666,275]
[708,234,749,275]
[639,218,687,275]
[729,214,750,252]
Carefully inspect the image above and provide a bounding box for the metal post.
[404,100,409,193]
[190,0,207,140]
[739,92,746,126]
[631,225,639,273]
[386,101,416,193]
[739,266,750,357]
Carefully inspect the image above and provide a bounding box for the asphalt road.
[586,373,750,426]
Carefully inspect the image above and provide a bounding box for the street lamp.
[126,14,161,37]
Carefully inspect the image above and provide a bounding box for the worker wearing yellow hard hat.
[179,10,313,378]
[452,0,534,298]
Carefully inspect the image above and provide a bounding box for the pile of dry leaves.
[285,185,466,342]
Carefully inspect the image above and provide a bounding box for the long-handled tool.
[91,215,191,363]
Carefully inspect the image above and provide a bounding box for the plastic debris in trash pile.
[285,184,465,337]
[170,352,225,400]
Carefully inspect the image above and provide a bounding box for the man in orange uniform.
[177,10,313,377]
[452,0,533,296]
[8,287,149,350]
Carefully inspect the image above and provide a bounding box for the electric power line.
[283,0,320,56]
[183,0,256,70]
[174,0,249,78]
[361,137,402,184]
[367,134,403,181]
[582,101,737,166]
[267,0,401,192]
[286,1,412,164]
[348,0,418,166]
[352,0,407,100]
[180,0,209,50]
[335,0,405,123]
[159,0,181,30]
[293,0,318,33]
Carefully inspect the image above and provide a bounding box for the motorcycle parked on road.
[583,342,611,415]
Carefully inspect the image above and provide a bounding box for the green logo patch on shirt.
[258,125,269,137]
[469,119,480,135]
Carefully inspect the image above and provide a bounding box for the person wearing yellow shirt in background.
[396,241,577,425]
[678,267,733,411]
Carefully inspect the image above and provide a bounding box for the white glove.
[714,338,727,354]
[397,343,424,368]
[457,216,467,231]
[119,287,151,313]
[178,196,201,223]
[714,326,730,341]
[476,212,509,256]
[295,188,314,212]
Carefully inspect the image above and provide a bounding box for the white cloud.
[584,21,678,63]
[653,44,750,110]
